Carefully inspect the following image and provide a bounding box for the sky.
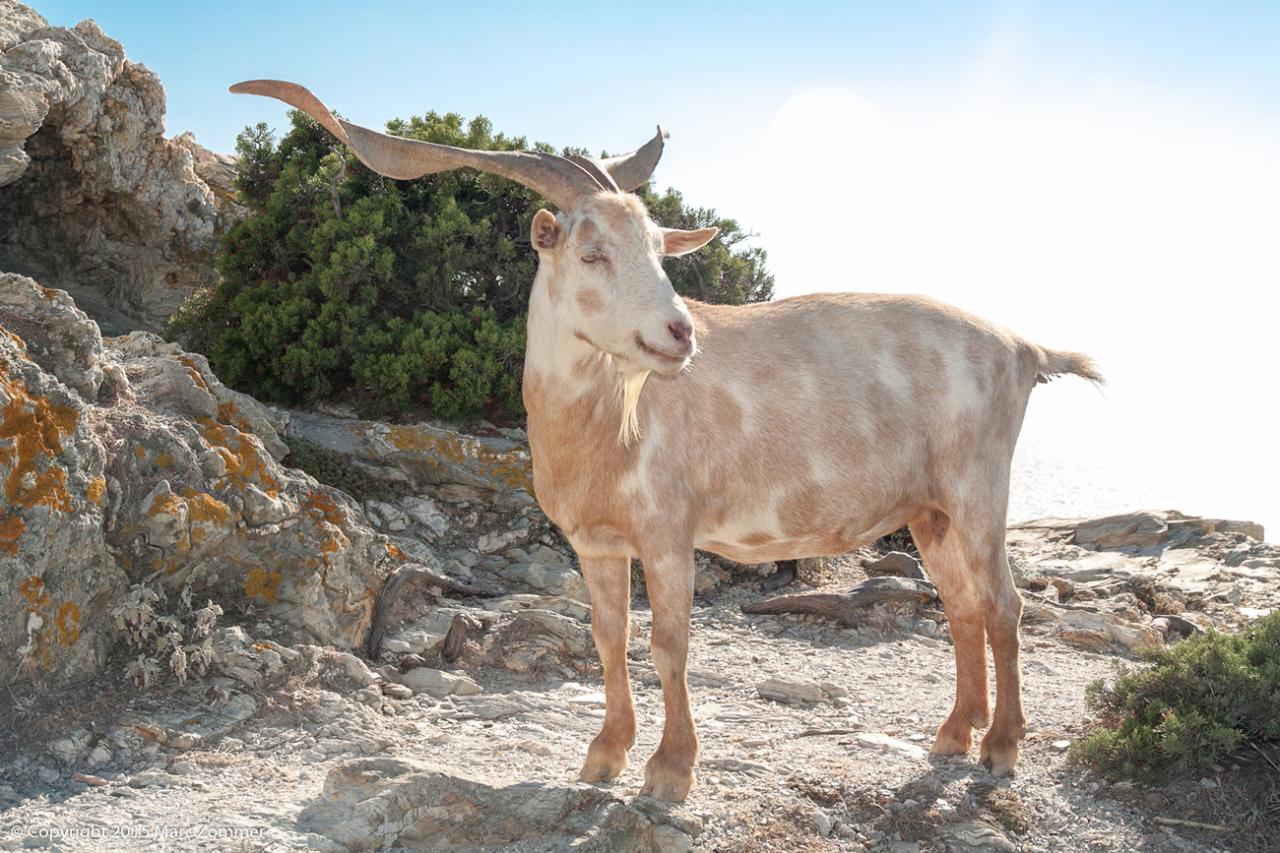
[32,1,1280,537]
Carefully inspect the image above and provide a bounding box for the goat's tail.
[1036,347,1104,385]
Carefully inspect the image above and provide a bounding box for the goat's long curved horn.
[229,79,606,210]
[598,126,668,191]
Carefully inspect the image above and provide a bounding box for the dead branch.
[366,562,498,657]
[741,577,938,627]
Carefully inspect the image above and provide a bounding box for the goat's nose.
[667,319,693,344]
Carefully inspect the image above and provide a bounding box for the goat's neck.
[523,271,622,407]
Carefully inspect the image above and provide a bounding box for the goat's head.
[230,80,717,377]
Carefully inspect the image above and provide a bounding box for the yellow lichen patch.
[0,362,79,512]
[0,512,23,556]
[19,575,49,612]
[303,490,345,526]
[180,487,230,525]
[177,356,210,392]
[85,475,106,505]
[55,601,80,645]
[244,567,282,604]
[385,425,532,492]
[147,491,184,518]
[215,401,252,433]
[385,542,407,561]
[134,446,146,461]
[198,417,280,497]
[319,535,342,555]
[1,328,25,351]
[155,451,175,468]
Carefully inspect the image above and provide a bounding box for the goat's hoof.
[929,731,971,756]
[979,734,1020,777]
[639,756,695,802]
[579,738,629,783]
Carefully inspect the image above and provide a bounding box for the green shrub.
[282,436,410,503]
[1071,612,1280,782]
[168,109,773,421]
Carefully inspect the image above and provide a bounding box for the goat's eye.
[581,252,606,265]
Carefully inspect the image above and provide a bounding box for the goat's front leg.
[638,549,697,801]
[578,556,636,782]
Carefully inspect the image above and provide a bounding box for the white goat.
[235,81,1102,802]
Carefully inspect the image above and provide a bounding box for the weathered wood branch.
[366,563,498,657]
[741,577,938,627]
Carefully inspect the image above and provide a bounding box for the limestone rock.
[0,276,398,688]
[398,667,482,698]
[0,2,230,331]
[507,558,590,602]
[285,407,533,495]
[297,756,699,852]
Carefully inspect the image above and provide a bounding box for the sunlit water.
[1009,379,1277,542]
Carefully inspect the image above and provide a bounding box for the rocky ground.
[1,509,1276,852]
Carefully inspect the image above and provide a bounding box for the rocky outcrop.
[284,407,534,496]
[0,1,228,333]
[0,273,395,686]
[298,757,700,852]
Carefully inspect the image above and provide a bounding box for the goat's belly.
[696,530,872,565]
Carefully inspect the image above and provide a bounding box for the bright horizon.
[32,1,1280,537]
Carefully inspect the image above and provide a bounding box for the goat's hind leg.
[579,556,636,783]
[910,511,990,757]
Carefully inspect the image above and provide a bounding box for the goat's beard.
[617,368,651,447]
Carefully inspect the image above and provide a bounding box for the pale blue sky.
[29,1,1280,534]
[32,1,1280,156]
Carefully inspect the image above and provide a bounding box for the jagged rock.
[398,667,482,698]
[0,306,124,684]
[398,495,448,535]
[0,276,398,687]
[484,607,594,675]
[297,757,699,852]
[863,551,926,580]
[1024,510,1266,554]
[507,558,590,602]
[285,407,533,495]
[941,821,1019,853]
[0,2,231,331]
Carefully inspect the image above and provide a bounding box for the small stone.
[400,668,483,699]
[813,811,833,837]
[1199,777,1218,789]
[756,678,825,704]
[382,683,413,700]
[1052,739,1071,751]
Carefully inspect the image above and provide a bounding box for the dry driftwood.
[366,563,498,657]
[741,576,939,627]
[441,613,484,663]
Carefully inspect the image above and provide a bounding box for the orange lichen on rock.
[198,416,280,497]
[20,575,49,611]
[85,475,106,505]
[146,490,184,518]
[0,513,23,555]
[180,487,230,525]
[177,356,210,392]
[386,425,532,491]
[0,361,79,512]
[154,451,175,468]
[385,542,407,561]
[244,566,282,604]
[1,329,25,351]
[216,401,252,433]
[55,601,81,645]
[304,489,345,526]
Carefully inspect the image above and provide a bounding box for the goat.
[234,80,1102,801]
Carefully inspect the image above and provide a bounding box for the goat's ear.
[662,226,718,257]
[531,209,563,252]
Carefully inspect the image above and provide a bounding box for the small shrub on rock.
[112,584,222,688]
[1071,612,1280,782]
